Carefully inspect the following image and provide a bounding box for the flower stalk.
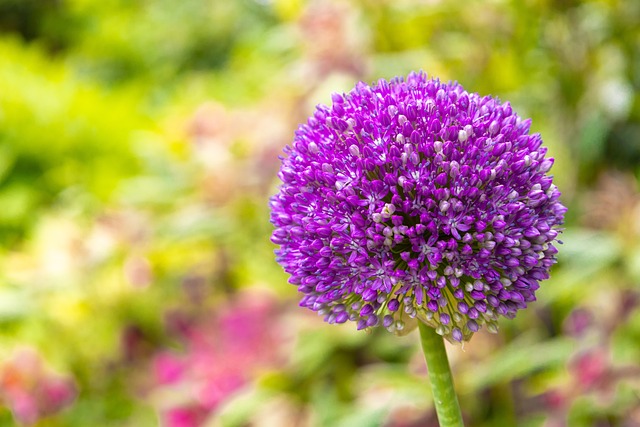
[419,321,464,427]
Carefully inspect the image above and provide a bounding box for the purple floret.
[270,71,566,342]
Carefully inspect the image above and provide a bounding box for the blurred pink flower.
[299,1,365,77]
[0,348,76,425]
[154,352,186,385]
[562,308,594,338]
[570,349,609,390]
[151,292,284,426]
[163,405,206,427]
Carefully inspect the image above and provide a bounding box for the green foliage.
[0,38,149,244]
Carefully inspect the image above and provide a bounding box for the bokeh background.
[0,0,639,426]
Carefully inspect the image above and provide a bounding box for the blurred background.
[0,0,638,426]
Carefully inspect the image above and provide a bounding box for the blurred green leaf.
[459,333,573,391]
[0,288,30,320]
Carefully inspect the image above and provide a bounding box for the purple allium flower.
[270,72,566,342]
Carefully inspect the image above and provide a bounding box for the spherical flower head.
[270,72,566,342]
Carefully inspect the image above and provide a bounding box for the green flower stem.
[418,321,465,427]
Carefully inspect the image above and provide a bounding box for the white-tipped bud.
[488,121,499,135]
[434,140,443,154]
[464,124,474,137]
[425,99,435,114]
[382,203,396,217]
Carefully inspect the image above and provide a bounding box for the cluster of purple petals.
[270,71,566,342]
